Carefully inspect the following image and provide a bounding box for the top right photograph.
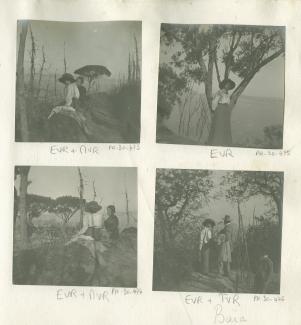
[156,24,285,149]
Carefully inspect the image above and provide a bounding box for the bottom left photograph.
[13,166,138,287]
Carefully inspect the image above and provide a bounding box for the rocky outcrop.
[13,227,137,287]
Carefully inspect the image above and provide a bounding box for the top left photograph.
[15,20,142,143]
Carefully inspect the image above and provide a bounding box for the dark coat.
[104,215,119,240]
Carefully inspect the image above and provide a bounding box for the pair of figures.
[199,215,274,293]
[199,215,234,277]
[69,201,119,245]
[48,73,90,135]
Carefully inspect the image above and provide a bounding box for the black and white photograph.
[156,24,285,148]
[15,20,141,143]
[153,168,283,293]
[13,166,137,287]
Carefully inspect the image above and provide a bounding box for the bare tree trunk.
[29,26,36,97]
[54,70,57,97]
[205,39,215,110]
[134,34,140,80]
[16,21,29,142]
[132,57,136,83]
[125,190,130,226]
[19,166,31,248]
[36,46,46,99]
[77,167,84,229]
[63,42,67,73]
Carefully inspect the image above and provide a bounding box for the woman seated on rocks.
[48,73,90,135]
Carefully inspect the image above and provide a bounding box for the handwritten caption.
[210,148,291,159]
[49,144,140,155]
[210,148,234,158]
[184,293,285,324]
[56,287,142,302]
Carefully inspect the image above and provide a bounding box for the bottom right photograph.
[152,168,283,294]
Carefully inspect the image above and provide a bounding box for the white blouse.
[212,89,231,111]
[199,227,212,250]
[65,83,80,107]
[77,212,104,236]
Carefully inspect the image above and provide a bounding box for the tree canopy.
[223,171,283,225]
[158,24,285,118]
[48,196,81,224]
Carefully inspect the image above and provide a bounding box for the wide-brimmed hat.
[58,73,76,84]
[219,78,236,90]
[202,218,216,227]
[85,201,102,214]
[223,215,231,224]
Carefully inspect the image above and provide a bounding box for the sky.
[20,20,141,79]
[176,170,279,228]
[17,166,137,213]
[160,25,285,99]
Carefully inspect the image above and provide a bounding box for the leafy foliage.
[158,23,285,120]
[223,171,283,225]
[27,194,54,219]
[263,124,283,149]
[153,169,213,290]
[157,64,187,119]
[246,220,281,273]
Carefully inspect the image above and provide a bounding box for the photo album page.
[0,0,301,324]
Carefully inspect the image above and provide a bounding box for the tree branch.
[214,52,221,84]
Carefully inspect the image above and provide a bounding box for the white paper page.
[0,0,301,324]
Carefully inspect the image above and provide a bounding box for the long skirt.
[199,243,210,275]
[208,103,232,147]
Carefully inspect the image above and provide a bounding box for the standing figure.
[208,79,236,147]
[104,205,119,241]
[254,253,274,294]
[218,215,235,277]
[76,76,87,106]
[199,218,215,275]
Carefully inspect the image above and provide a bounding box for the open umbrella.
[74,65,111,78]
[74,65,111,91]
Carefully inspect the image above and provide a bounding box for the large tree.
[17,166,31,247]
[27,194,54,220]
[158,24,285,143]
[223,171,284,226]
[155,168,213,247]
[49,196,80,226]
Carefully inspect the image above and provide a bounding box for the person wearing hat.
[59,73,80,108]
[218,215,235,277]
[208,78,236,147]
[66,200,104,246]
[48,73,79,119]
[199,218,215,275]
[48,73,91,136]
[77,201,104,240]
